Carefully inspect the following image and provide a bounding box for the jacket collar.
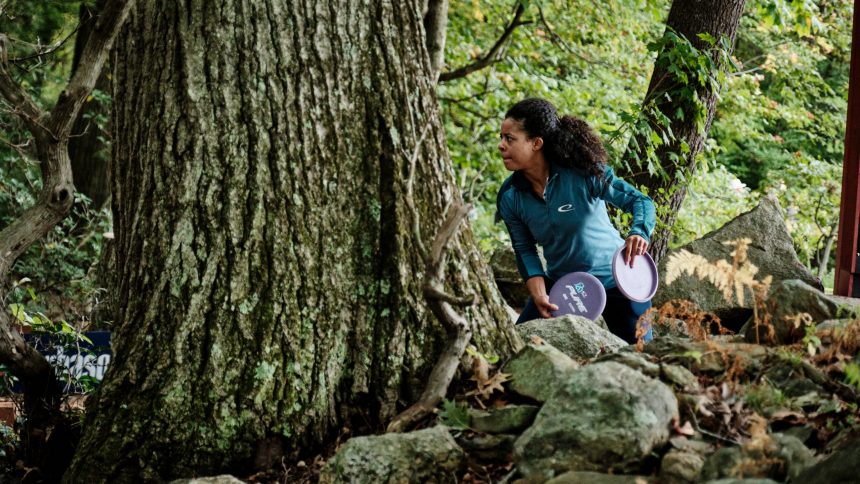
[511,162,560,191]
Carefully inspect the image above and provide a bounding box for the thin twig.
[438,3,528,82]
[403,126,432,262]
[536,3,613,68]
[9,23,83,64]
[689,409,742,446]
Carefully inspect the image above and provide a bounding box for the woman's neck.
[522,161,550,197]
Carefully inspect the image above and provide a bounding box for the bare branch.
[9,23,83,65]
[404,126,432,262]
[0,35,47,135]
[438,3,527,82]
[386,202,477,432]
[424,285,477,306]
[535,4,613,68]
[428,202,471,272]
[47,0,132,140]
[386,309,471,433]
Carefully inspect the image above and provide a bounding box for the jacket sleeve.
[497,191,546,281]
[591,166,656,243]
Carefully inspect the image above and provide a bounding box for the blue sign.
[23,331,111,394]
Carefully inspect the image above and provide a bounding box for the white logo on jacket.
[557,204,574,213]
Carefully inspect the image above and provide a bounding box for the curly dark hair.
[504,98,607,178]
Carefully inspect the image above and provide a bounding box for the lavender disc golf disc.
[547,272,607,321]
[612,245,659,303]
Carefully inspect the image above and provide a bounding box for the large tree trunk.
[623,0,746,261]
[65,1,517,481]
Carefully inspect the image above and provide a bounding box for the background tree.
[618,0,747,261]
[66,0,518,480]
[69,0,112,210]
[0,0,132,479]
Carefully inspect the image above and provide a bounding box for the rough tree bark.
[69,0,112,209]
[65,1,518,481]
[0,0,133,479]
[423,0,449,81]
[622,0,746,261]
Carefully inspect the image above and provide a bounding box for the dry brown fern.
[649,299,727,342]
[665,238,774,342]
[665,238,770,307]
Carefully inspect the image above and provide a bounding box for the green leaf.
[696,33,716,46]
[846,363,860,390]
[439,399,471,430]
[9,304,27,324]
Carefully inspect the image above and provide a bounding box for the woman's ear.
[532,137,544,151]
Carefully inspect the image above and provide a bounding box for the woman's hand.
[625,235,649,268]
[533,295,559,319]
[526,276,558,318]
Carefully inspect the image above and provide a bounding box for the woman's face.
[498,117,543,172]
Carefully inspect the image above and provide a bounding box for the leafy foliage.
[441,0,851,291]
[438,398,472,429]
[1,2,111,325]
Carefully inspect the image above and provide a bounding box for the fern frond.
[665,250,710,285]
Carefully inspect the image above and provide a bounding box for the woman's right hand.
[526,276,559,318]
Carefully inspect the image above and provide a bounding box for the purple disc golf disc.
[611,245,659,303]
[547,272,607,321]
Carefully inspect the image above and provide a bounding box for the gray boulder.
[513,361,678,479]
[817,318,856,331]
[593,350,661,378]
[744,279,855,344]
[319,426,464,483]
[503,341,580,402]
[546,471,653,483]
[660,449,706,483]
[170,477,244,484]
[515,315,628,360]
[455,433,516,461]
[468,404,539,434]
[654,195,822,329]
[792,436,860,484]
[700,433,815,482]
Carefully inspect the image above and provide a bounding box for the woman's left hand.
[625,235,648,268]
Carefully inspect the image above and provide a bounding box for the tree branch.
[404,126,431,262]
[47,0,132,140]
[535,3,613,68]
[438,3,527,82]
[0,0,134,476]
[386,222,475,433]
[0,35,47,136]
[428,202,471,277]
[388,141,476,432]
[0,0,133,278]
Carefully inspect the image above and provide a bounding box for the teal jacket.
[496,164,656,288]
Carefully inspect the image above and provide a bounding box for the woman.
[496,98,656,343]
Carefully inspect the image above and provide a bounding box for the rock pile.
[316,196,860,483]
